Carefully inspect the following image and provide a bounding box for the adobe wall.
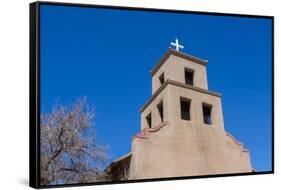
[129,122,251,179]
[168,84,224,132]
[130,84,251,179]
[152,54,208,94]
[140,86,170,130]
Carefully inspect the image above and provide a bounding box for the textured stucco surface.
[152,54,208,94]
[107,49,252,180]
[131,82,251,179]
[129,121,251,179]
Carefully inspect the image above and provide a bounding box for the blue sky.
[40,4,272,172]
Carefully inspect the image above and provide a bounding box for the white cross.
[170,37,184,52]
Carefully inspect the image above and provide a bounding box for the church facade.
[104,45,252,181]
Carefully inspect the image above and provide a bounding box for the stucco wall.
[130,119,251,179]
[141,86,170,130]
[168,84,224,132]
[131,50,251,180]
[131,84,251,179]
[152,54,208,94]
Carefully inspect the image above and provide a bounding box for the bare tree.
[40,98,108,185]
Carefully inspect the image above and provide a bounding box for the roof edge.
[140,80,221,112]
[104,152,132,172]
[111,152,132,164]
[150,48,208,76]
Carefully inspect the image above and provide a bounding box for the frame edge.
[29,1,40,189]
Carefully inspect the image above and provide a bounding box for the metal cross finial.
[170,37,184,52]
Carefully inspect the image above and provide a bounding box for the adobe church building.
[103,39,252,181]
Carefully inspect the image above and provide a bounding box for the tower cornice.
[140,79,221,113]
[150,48,208,76]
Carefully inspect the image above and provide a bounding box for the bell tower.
[140,38,223,132]
[151,38,208,94]
[128,38,252,179]
[103,39,252,180]
[104,38,252,180]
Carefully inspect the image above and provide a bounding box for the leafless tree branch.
[40,97,108,185]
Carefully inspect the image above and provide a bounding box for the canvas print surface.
[36,3,273,187]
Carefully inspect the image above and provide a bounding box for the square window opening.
[203,104,212,125]
[146,113,152,128]
[180,97,191,120]
[159,73,165,86]
[157,101,164,122]
[185,68,194,86]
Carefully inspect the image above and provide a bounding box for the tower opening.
[157,101,164,122]
[159,73,165,86]
[146,113,152,128]
[185,68,194,86]
[203,104,212,125]
[180,97,191,120]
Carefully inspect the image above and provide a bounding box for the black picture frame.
[29,1,274,188]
